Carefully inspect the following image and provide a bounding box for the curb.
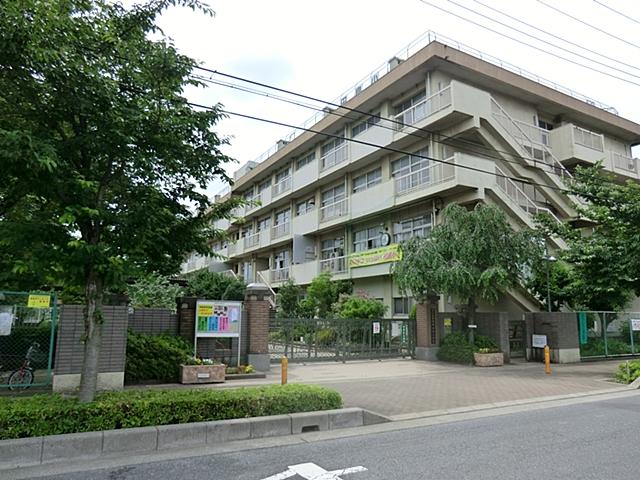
[0,408,391,471]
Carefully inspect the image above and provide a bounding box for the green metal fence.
[269,317,415,363]
[578,311,640,359]
[0,291,58,390]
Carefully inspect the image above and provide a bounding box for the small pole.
[544,345,551,374]
[281,357,288,385]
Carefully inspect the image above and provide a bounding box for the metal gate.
[0,291,58,389]
[579,311,640,359]
[269,317,415,363]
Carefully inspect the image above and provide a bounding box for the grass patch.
[615,359,640,384]
[0,384,342,440]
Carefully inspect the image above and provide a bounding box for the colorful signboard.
[27,294,51,309]
[195,300,242,337]
[348,244,402,268]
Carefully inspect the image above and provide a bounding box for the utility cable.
[470,0,640,73]
[418,0,640,87]
[537,0,640,51]
[593,0,640,26]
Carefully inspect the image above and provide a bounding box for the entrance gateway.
[0,291,58,389]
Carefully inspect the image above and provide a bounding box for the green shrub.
[436,332,499,364]
[127,273,183,311]
[0,384,342,439]
[316,327,337,346]
[125,331,192,383]
[614,360,640,384]
[185,270,246,301]
[580,338,632,357]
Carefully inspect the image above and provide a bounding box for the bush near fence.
[437,332,499,364]
[124,330,192,384]
[615,360,640,384]
[0,384,343,439]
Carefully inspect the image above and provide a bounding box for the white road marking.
[260,462,368,480]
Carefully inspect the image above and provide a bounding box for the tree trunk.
[78,270,104,403]
[467,296,477,346]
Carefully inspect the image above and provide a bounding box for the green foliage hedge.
[580,338,632,357]
[0,384,342,440]
[615,360,640,384]
[436,332,499,364]
[125,331,192,383]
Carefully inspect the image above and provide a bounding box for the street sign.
[631,319,640,332]
[532,334,547,348]
[261,462,367,480]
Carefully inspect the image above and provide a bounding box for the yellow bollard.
[281,357,288,385]
[544,345,551,374]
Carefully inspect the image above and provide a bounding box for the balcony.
[393,85,452,131]
[320,256,347,274]
[393,158,456,196]
[320,143,347,171]
[609,152,639,177]
[320,198,348,223]
[270,267,290,283]
[549,124,606,166]
[271,221,291,240]
[272,177,291,197]
[244,233,259,249]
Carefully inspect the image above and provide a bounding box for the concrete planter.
[473,352,504,367]
[180,364,226,384]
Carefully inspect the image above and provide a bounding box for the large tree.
[0,0,241,401]
[394,203,542,342]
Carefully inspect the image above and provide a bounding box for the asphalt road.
[34,394,640,480]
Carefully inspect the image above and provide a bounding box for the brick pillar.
[244,283,273,372]
[415,295,440,361]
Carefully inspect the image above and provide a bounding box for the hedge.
[0,384,342,440]
[125,330,192,384]
[436,332,499,364]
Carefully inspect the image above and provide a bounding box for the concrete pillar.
[415,295,440,361]
[244,283,274,371]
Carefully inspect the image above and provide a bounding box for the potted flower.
[473,347,504,367]
[180,356,226,384]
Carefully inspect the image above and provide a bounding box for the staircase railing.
[257,270,277,309]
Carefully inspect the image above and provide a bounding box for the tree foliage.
[276,279,303,319]
[394,203,542,328]
[0,0,241,401]
[127,273,183,311]
[537,165,639,311]
[185,270,246,301]
[334,292,387,319]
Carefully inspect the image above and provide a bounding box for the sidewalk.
[134,358,629,418]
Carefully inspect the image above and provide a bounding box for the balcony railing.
[513,119,551,147]
[611,152,638,173]
[228,242,236,256]
[320,142,347,171]
[271,267,290,283]
[494,165,561,224]
[272,177,291,197]
[271,222,291,239]
[244,233,259,249]
[393,157,456,196]
[320,198,349,222]
[320,256,347,274]
[573,126,604,152]
[393,85,452,131]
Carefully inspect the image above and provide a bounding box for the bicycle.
[0,342,40,390]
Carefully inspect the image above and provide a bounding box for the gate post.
[415,295,440,361]
[244,283,273,372]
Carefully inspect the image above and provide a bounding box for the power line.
[443,0,640,80]
[188,100,586,202]
[192,72,562,174]
[536,0,640,51]
[592,0,640,26]
[418,0,640,87]
[471,0,640,73]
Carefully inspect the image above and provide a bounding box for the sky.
[133,0,640,197]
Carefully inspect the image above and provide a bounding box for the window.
[296,151,316,170]
[258,178,271,193]
[296,197,316,216]
[393,214,432,243]
[394,91,426,116]
[321,185,345,207]
[391,149,429,178]
[351,113,381,137]
[242,189,255,201]
[321,237,345,260]
[352,168,382,193]
[257,216,271,232]
[274,249,290,269]
[241,225,254,238]
[353,226,382,252]
[275,166,291,183]
[537,118,554,131]
[321,136,346,169]
[274,208,290,225]
[393,297,415,315]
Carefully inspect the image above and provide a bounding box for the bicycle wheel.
[8,369,34,390]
